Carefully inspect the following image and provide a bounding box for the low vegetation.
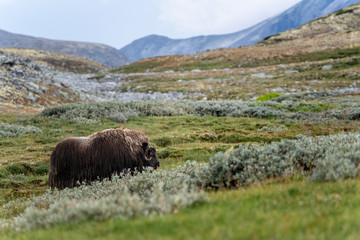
[104,49,360,101]
[0,123,42,138]
[112,47,360,74]
[0,98,360,238]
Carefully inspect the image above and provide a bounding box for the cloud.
[157,0,302,36]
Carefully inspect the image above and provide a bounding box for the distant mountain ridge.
[116,1,360,73]
[121,0,360,62]
[0,29,129,67]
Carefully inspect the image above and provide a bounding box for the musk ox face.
[142,142,160,169]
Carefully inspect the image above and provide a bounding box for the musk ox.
[48,128,159,189]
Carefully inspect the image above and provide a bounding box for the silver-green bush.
[39,100,360,122]
[3,169,205,231]
[0,123,43,138]
[310,133,360,181]
[183,133,360,189]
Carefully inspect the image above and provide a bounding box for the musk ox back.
[48,128,159,189]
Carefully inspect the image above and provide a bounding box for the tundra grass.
[0,113,359,237]
[0,114,358,200]
[116,62,359,100]
[111,47,360,73]
[3,178,360,240]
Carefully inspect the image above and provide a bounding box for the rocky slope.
[1,48,108,74]
[0,50,86,112]
[121,0,359,62]
[0,48,192,114]
[0,29,129,67]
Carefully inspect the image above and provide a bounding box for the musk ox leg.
[49,138,84,189]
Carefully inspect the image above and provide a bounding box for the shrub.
[310,157,356,181]
[310,134,360,181]
[108,112,127,123]
[184,133,360,189]
[0,169,9,178]
[40,100,360,122]
[34,164,49,175]
[3,169,206,231]
[5,163,34,176]
[47,129,64,136]
[0,123,43,138]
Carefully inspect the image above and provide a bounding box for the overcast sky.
[0,0,302,49]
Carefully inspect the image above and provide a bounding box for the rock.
[58,91,69,100]
[322,65,333,70]
[26,82,40,94]
[285,70,299,74]
[251,73,273,78]
[27,92,38,102]
[40,86,47,94]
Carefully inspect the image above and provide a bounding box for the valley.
[1,1,360,239]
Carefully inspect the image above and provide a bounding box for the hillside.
[121,0,359,61]
[259,3,360,44]
[0,29,129,67]
[0,50,86,113]
[1,48,108,74]
[99,2,360,102]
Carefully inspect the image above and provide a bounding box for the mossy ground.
[1,111,360,238]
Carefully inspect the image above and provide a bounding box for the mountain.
[121,0,360,62]
[114,2,360,73]
[0,29,129,67]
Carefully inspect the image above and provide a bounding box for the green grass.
[0,114,358,178]
[110,59,168,74]
[283,47,360,65]
[3,178,360,239]
[1,113,360,238]
[256,93,281,101]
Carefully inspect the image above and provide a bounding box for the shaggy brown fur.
[48,128,159,189]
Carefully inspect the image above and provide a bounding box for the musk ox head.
[142,142,160,169]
